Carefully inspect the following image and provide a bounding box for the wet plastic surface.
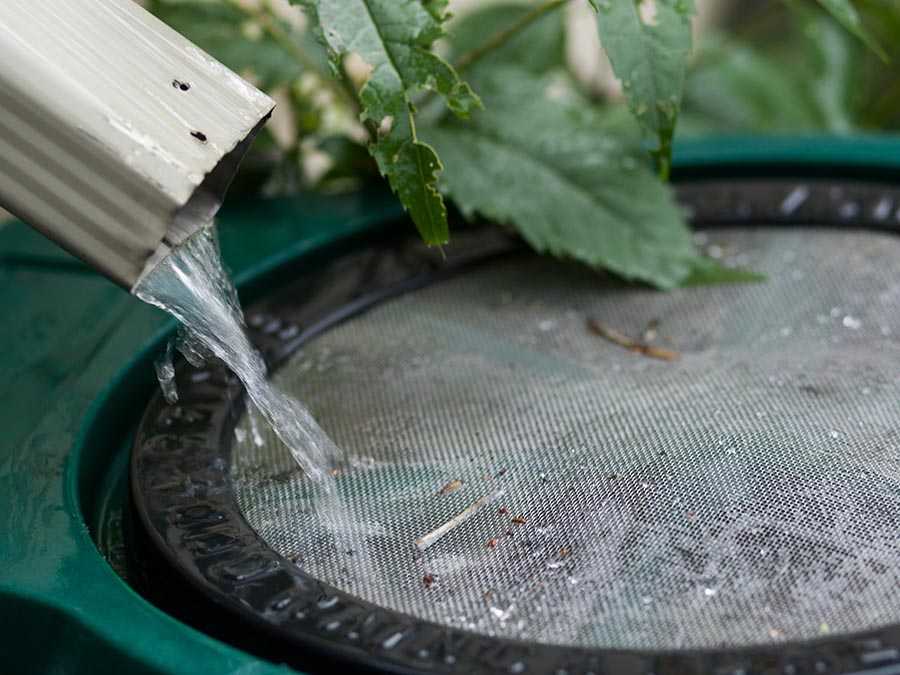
[0,186,400,675]
[3,136,900,674]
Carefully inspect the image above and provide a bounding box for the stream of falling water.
[134,224,336,486]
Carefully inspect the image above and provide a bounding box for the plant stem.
[453,0,570,73]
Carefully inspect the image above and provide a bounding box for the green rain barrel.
[3,136,900,675]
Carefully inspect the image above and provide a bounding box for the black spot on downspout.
[172,79,191,91]
[190,131,207,143]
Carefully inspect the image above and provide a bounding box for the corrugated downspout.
[0,0,275,289]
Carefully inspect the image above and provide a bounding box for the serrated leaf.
[295,0,479,243]
[815,0,887,61]
[376,137,448,244]
[423,68,706,289]
[594,0,696,177]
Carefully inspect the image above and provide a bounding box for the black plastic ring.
[131,177,900,675]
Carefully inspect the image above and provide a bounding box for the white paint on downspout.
[0,0,275,289]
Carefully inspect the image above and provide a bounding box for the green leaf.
[594,0,696,178]
[682,39,823,133]
[814,0,887,61]
[295,0,479,244]
[423,67,705,289]
[806,15,858,132]
[682,257,766,287]
[373,129,448,243]
[448,3,567,75]
[680,19,858,135]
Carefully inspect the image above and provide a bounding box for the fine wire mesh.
[231,227,900,650]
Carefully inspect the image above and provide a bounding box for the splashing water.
[135,225,337,484]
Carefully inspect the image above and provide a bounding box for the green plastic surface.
[1,135,899,674]
[0,186,400,675]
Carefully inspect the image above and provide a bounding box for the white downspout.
[0,0,275,289]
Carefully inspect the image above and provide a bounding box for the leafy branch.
[293,0,480,244]
[151,0,892,289]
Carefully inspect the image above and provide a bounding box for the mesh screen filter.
[231,227,900,651]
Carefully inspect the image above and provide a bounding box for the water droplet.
[873,197,893,221]
[318,596,339,609]
[704,587,717,597]
[780,186,809,215]
[842,315,861,330]
[538,319,557,332]
[382,632,404,650]
[839,202,860,219]
[489,604,515,622]
[154,342,179,404]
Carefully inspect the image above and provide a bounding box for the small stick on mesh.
[415,488,505,551]
[437,479,463,495]
[587,318,680,362]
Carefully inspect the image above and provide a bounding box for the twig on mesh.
[587,318,680,362]
[437,479,463,496]
[415,488,505,551]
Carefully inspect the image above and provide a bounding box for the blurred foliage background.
[146,0,900,198]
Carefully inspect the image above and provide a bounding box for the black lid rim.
[131,176,900,675]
